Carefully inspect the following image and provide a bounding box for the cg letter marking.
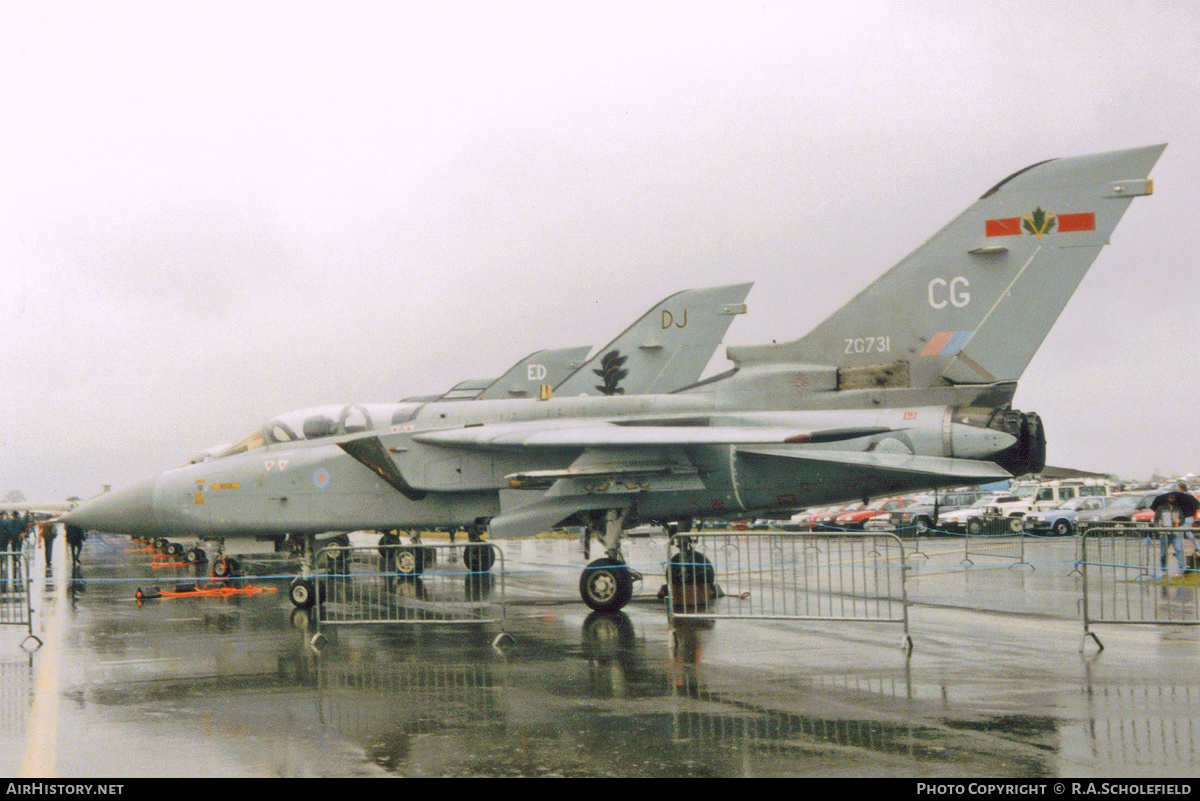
[928,277,970,309]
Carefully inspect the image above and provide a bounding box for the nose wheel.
[289,576,315,609]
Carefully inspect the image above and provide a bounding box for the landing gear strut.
[579,509,635,612]
[288,533,318,609]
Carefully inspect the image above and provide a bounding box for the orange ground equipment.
[134,583,279,600]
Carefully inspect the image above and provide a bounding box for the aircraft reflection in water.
[306,619,1073,777]
[66,145,1164,613]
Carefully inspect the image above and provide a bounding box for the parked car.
[1022,495,1118,536]
[835,497,920,530]
[875,489,991,532]
[1008,480,1116,514]
[1075,492,1160,526]
[782,508,822,531]
[812,502,864,530]
[937,495,1026,533]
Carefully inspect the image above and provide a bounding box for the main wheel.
[579,558,633,612]
[185,548,207,564]
[289,577,315,609]
[463,544,496,573]
[394,546,425,576]
[1052,518,1072,536]
[212,556,240,578]
[966,518,983,536]
[1007,516,1024,533]
[915,517,932,533]
[166,542,184,557]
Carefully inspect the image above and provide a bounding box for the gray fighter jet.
[70,283,752,565]
[65,144,1163,612]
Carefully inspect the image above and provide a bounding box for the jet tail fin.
[475,347,591,400]
[727,145,1165,389]
[555,283,752,396]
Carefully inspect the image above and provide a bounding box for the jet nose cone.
[62,478,158,536]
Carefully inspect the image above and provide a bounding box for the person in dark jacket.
[65,524,86,564]
[0,513,11,590]
[1151,484,1200,574]
[42,522,57,568]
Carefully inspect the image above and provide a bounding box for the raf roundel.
[313,467,331,489]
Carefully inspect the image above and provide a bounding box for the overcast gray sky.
[2,1,1198,500]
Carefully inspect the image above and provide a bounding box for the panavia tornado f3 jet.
[64,144,1163,612]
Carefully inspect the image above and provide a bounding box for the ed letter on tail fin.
[727,144,1164,388]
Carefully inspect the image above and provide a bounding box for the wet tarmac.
[3,532,1200,777]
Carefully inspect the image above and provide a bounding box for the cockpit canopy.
[214,402,422,459]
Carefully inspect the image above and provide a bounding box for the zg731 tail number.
[844,336,891,354]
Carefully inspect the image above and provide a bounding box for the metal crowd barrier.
[0,658,33,739]
[961,516,1033,569]
[313,542,506,627]
[1079,527,1200,651]
[0,550,40,651]
[663,532,911,652]
[1069,523,1149,578]
[1077,679,1200,770]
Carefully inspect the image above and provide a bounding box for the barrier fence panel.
[664,532,911,651]
[0,550,39,650]
[1070,523,1150,578]
[313,543,506,627]
[1080,527,1200,651]
[961,516,1032,569]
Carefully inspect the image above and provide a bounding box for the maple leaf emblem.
[593,350,628,395]
[1022,207,1056,238]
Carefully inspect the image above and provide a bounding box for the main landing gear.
[578,510,642,613]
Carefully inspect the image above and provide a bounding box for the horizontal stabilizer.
[737,446,1013,483]
[414,423,895,449]
[0,501,77,514]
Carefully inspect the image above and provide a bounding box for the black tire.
[212,556,232,578]
[579,558,633,612]
[463,544,496,572]
[915,517,932,533]
[394,546,425,576]
[185,548,207,564]
[289,577,315,609]
[966,518,983,536]
[166,542,184,557]
[1052,519,1072,537]
[153,538,168,551]
[1007,516,1024,533]
[667,550,716,588]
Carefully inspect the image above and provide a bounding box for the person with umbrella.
[1150,483,1199,575]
